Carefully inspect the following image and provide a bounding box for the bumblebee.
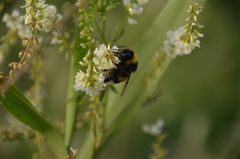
[104,47,138,95]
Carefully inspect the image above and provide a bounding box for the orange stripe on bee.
[126,53,138,65]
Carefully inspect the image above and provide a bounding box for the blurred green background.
[0,0,240,159]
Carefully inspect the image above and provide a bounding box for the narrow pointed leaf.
[0,86,67,159]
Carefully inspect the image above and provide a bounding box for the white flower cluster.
[93,45,120,70]
[41,5,63,44]
[123,0,149,25]
[74,44,120,96]
[37,5,63,33]
[2,10,27,39]
[3,10,24,32]
[74,62,106,96]
[0,10,25,64]
[163,3,203,58]
[24,0,63,33]
[163,27,201,57]
[2,1,62,44]
[142,119,164,136]
[24,0,44,29]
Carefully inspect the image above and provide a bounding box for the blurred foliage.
[0,0,240,159]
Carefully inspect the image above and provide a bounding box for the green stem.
[65,25,86,152]
[65,54,80,149]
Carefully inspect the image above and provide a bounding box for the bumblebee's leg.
[104,75,113,83]
[113,70,130,83]
[103,71,113,83]
[120,74,131,96]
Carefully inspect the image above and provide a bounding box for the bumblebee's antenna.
[120,74,131,96]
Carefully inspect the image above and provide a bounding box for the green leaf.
[0,86,67,159]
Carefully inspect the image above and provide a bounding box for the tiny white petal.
[129,3,143,15]
[40,19,54,32]
[44,5,57,21]
[128,18,138,25]
[142,119,165,136]
[111,46,118,50]
[51,31,62,44]
[3,10,24,31]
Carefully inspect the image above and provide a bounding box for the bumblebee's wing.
[111,46,126,54]
[120,74,131,96]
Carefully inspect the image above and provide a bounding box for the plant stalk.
[65,52,80,149]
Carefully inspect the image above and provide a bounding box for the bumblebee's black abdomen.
[104,69,129,83]
[125,62,138,72]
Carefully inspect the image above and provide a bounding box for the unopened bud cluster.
[76,0,96,48]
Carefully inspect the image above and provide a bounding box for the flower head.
[24,0,47,27]
[44,5,57,21]
[74,44,119,96]
[3,10,24,31]
[142,119,164,136]
[128,18,138,25]
[24,0,62,33]
[163,3,203,58]
[123,0,149,25]
[163,27,201,57]
[74,67,106,96]
[93,44,120,70]
[128,3,143,15]
[37,5,62,32]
